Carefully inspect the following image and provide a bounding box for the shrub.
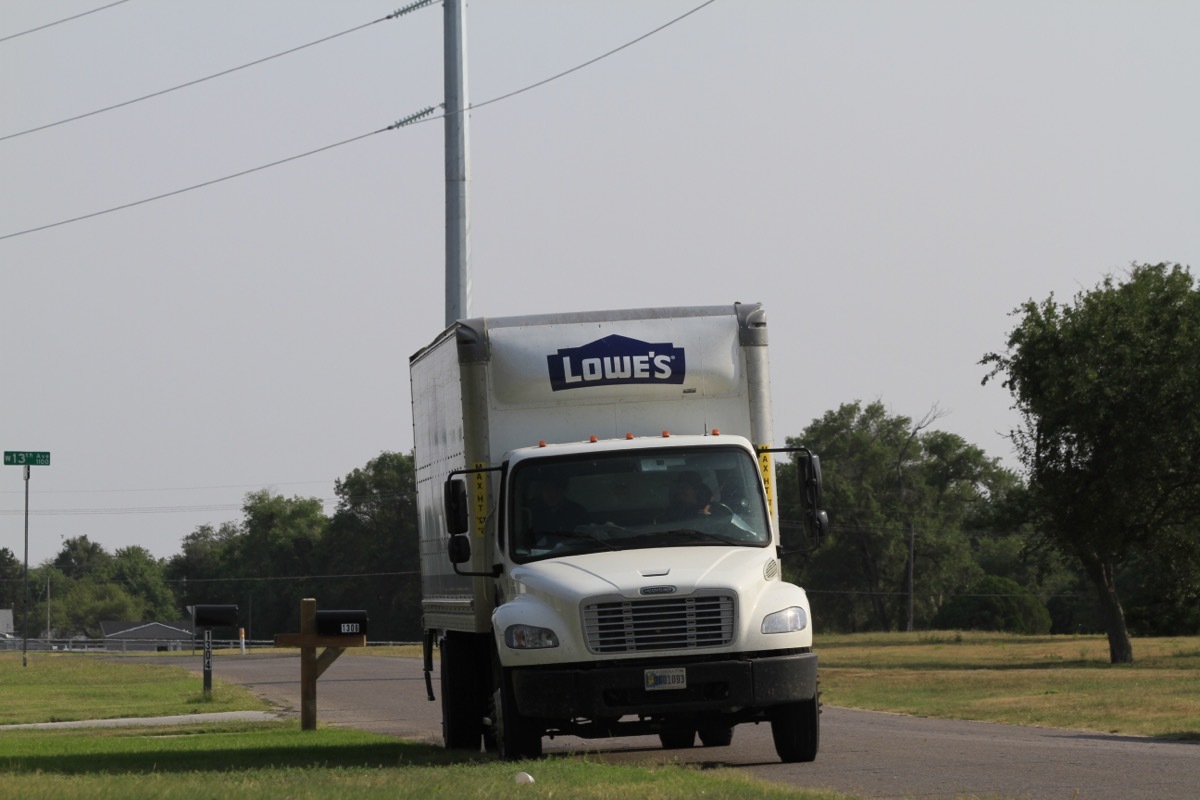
[932,575,1052,634]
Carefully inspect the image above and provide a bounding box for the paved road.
[153,652,1198,800]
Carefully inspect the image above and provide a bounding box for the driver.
[528,473,588,537]
[665,471,713,519]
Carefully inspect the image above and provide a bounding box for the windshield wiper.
[662,529,732,545]
[548,529,619,551]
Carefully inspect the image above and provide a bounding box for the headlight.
[504,624,559,649]
[761,606,808,634]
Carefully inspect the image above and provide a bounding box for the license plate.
[644,668,687,691]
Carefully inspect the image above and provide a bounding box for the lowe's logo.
[640,585,677,595]
[547,334,685,392]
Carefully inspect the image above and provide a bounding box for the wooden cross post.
[274,598,367,731]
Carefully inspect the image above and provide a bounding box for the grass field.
[816,631,1200,739]
[0,651,844,800]
[0,653,268,726]
[0,720,847,800]
[3,632,1198,798]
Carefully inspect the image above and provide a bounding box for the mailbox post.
[192,604,239,699]
[274,598,368,730]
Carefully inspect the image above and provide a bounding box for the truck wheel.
[440,631,485,750]
[492,667,543,761]
[698,726,734,747]
[658,727,696,749]
[770,696,819,763]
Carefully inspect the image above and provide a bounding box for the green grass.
[5,633,1198,798]
[0,652,268,725]
[0,651,852,799]
[0,722,850,800]
[816,631,1200,739]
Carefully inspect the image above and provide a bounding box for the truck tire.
[770,696,819,763]
[698,726,734,747]
[440,631,486,750]
[492,666,543,761]
[658,727,696,749]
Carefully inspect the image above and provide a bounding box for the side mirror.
[810,508,829,542]
[797,454,824,510]
[444,478,469,535]
[447,533,472,565]
[797,454,828,544]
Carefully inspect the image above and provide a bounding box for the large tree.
[781,401,1013,631]
[317,451,421,640]
[0,547,22,611]
[105,546,178,621]
[53,535,112,580]
[983,262,1200,663]
[228,490,329,635]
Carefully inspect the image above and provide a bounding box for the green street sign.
[4,451,50,466]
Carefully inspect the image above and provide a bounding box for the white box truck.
[410,303,828,761]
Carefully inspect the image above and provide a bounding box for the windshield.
[509,445,771,563]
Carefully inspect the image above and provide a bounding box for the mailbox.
[315,609,368,637]
[192,604,239,629]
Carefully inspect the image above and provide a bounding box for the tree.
[24,565,70,638]
[931,575,1051,634]
[229,490,329,636]
[53,535,112,580]
[0,547,22,611]
[983,263,1200,663]
[163,456,422,641]
[781,401,1015,631]
[317,452,421,641]
[106,546,178,621]
[166,521,242,627]
[59,581,142,639]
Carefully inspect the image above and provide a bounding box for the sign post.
[191,604,239,699]
[275,599,368,730]
[203,630,213,696]
[5,451,50,668]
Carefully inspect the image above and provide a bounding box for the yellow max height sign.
[473,462,488,538]
[757,446,775,518]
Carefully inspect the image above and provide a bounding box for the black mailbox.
[315,609,368,637]
[193,604,239,629]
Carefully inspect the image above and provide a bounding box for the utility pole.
[444,0,471,326]
[5,451,50,667]
[23,465,29,666]
[906,523,915,632]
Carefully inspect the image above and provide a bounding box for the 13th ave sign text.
[4,451,50,466]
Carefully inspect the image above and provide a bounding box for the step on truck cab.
[410,303,828,762]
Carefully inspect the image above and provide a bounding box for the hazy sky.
[3,1,1197,566]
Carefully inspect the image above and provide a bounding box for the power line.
[0,0,718,243]
[0,479,335,496]
[0,1,437,143]
[0,503,248,517]
[468,0,718,113]
[0,106,438,242]
[166,571,420,584]
[0,0,133,44]
[0,490,411,518]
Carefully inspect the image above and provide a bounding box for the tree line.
[0,452,422,642]
[3,264,1197,662]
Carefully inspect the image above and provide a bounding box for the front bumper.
[510,651,817,720]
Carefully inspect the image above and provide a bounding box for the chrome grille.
[583,594,735,653]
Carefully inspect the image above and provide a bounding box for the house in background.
[101,620,193,652]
